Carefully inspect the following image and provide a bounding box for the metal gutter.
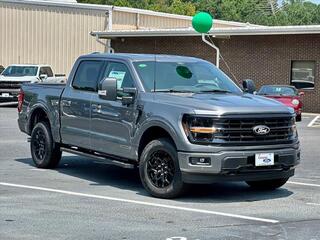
[0,0,113,11]
[0,0,257,27]
[90,25,320,38]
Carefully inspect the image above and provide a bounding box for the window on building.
[72,60,105,92]
[291,61,315,90]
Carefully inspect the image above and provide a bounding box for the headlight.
[182,115,216,143]
[292,99,299,106]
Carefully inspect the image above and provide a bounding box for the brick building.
[1,0,319,112]
[92,27,320,113]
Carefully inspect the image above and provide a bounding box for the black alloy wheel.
[146,150,175,188]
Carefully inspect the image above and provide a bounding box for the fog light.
[190,157,211,166]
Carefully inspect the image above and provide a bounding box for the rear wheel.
[246,177,289,190]
[139,138,186,198]
[30,122,62,169]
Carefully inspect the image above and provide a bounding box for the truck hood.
[154,92,294,115]
[0,75,38,82]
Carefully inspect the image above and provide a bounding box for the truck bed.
[18,83,65,142]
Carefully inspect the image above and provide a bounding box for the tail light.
[18,89,24,112]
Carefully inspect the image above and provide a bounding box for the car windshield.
[1,66,38,77]
[258,86,298,96]
[133,60,242,94]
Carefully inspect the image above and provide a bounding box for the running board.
[60,147,135,169]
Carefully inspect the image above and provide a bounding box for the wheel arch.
[137,123,179,161]
[27,105,51,134]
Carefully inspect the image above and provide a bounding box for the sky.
[306,0,320,3]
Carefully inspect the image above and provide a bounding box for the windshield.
[2,66,38,77]
[133,61,242,94]
[258,86,298,96]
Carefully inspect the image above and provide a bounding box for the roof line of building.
[0,0,257,27]
[91,25,320,38]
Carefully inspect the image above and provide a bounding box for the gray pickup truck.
[18,53,300,198]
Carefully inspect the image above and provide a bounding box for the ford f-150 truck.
[0,64,66,102]
[18,53,300,198]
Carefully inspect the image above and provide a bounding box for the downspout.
[105,7,114,53]
[94,8,114,53]
[201,34,220,68]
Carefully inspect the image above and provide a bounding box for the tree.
[77,0,320,26]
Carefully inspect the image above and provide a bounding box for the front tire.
[30,122,62,169]
[246,177,289,190]
[139,138,186,198]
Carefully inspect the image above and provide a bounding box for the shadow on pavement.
[15,156,293,202]
[0,102,18,107]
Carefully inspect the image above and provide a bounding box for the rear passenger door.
[90,61,137,159]
[60,60,105,149]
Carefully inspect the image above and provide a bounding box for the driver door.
[90,61,137,158]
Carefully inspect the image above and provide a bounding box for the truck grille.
[0,81,24,89]
[212,116,296,145]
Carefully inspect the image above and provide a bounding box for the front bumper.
[0,89,19,102]
[178,145,300,184]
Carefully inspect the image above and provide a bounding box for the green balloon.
[192,12,213,33]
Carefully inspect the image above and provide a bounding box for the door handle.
[62,100,71,107]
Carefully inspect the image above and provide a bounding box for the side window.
[103,62,134,97]
[44,67,54,77]
[72,60,105,92]
[39,67,46,76]
[39,67,53,77]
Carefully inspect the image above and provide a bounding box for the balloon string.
[207,35,241,85]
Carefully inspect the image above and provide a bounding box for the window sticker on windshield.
[138,64,147,68]
[176,66,192,79]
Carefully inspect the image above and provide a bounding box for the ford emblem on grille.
[253,125,270,135]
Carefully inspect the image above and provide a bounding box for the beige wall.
[0,1,245,75]
[0,1,194,75]
[0,1,106,75]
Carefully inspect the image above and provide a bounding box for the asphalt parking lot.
[1,106,320,240]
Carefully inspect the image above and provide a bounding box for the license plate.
[1,93,10,97]
[255,153,274,166]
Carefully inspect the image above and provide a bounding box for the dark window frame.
[290,60,316,90]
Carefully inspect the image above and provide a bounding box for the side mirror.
[299,91,305,97]
[98,77,117,101]
[242,79,256,94]
[121,87,137,105]
[39,74,48,81]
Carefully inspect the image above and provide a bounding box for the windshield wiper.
[198,89,232,93]
[154,89,194,93]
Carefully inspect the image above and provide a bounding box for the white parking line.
[0,182,278,224]
[288,181,320,188]
[306,203,320,206]
[307,116,320,127]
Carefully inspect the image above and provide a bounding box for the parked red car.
[257,85,304,121]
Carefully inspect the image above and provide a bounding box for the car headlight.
[182,115,216,143]
[292,99,300,106]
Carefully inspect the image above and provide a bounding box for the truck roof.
[7,64,51,67]
[83,53,206,63]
